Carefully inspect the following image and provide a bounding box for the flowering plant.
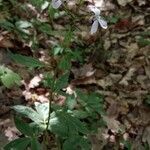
[89,5,107,34]
[51,0,107,34]
[2,0,107,150]
[51,0,63,9]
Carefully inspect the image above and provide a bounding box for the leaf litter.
[0,0,150,149]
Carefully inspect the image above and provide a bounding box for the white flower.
[89,5,107,34]
[51,0,62,9]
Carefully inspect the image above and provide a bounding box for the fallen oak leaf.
[117,0,133,6]
[103,116,121,133]
[71,63,95,78]
[119,67,136,86]
[71,75,96,86]
[142,126,150,147]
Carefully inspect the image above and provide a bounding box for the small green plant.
[1,0,107,149]
[4,87,104,149]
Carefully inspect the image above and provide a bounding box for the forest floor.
[0,0,150,149]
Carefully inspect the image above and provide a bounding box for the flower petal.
[51,0,62,9]
[91,20,99,34]
[88,5,100,16]
[98,18,107,29]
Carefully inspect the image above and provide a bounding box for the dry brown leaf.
[72,63,95,78]
[97,73,122,88]
[4,126,20,141]
[106,97,129,117]
[132,15,145,26]
[71,76,96,86]
[103,116,121,133]
[107,102,119,119]
[0,36,14,48]
[105,1,116,10]
[137,0,146,6]
[119,67,136,86]
[126,43,139,64]
[145,66,150,79]
[136,75,150,89]
[94,0,104,8]
[97,76,113,88]
[139,106,150,125]
[28,74,43,89]
[98,91,117,97]
[142,126,150,146]
[103,39,111,50]
[117,0,133,6]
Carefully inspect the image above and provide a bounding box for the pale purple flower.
[51,0,62,9]
[89,5,107,34]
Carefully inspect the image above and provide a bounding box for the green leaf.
[0,65,5,75]
[138,37,150,47]
[52,46,63,56]
[0,66,21,88]
[145,95,150,105]
[62,28,73,48]
[72,110,89,119]
[16,20,32,29]
[30,0,44,8]
[0,20,14,31]
[63,136,91,150]
[123,140,132,150]
[54,72,69,92]
[49,111,88,137]
[41,1,49,10]
[4,137,30,150]
[31,138,42,150]
[38,23,52,35]
[34,102,49,124]
[13,105,42,124]
[77,90,104,115]
[14,117,33,137]
[66,114,88,135]
[1,71,21,88]
[58,55,71,70]
[140,31,150,36]
[108,16,119,24]
[29,122,44,134]
[49,111,68,137]
[9,52,44,68]
[70,50,83,62]
[65,95,77,110]
[43,73,55,90]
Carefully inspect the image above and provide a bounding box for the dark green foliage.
[14,117,34,137]
[31,138,42,150]
[4,137,31,150]
[77,90,104,115]
[54,72,69,92]
[9,52,44,69]
[63,136,91,150]
[43,72,69,92]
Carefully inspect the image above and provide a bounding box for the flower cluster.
[51,0,63,9]
[88,5,107,34]
[51,0,107,34]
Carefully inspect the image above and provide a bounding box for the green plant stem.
[46,90,53,130]
[56,136,61,150]
[63,4,76,20]
[43,90,53,150]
